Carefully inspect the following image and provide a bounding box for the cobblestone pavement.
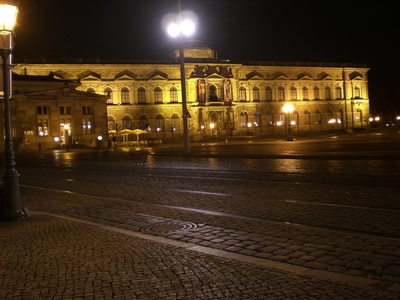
[1,133,400,299]
[1,214,399,299]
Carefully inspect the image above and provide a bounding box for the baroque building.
[10,41,370,149]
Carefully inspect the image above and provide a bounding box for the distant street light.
[282,102,294,141]
[165,0,196,155]
[0,0,24,220]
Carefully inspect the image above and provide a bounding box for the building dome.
[170,40,217,59]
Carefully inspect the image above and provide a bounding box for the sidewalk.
[1,212,399,299]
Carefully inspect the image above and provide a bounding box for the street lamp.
[0,0,24,220]
[64,124,70,152]
[210,122,215,143]
[166,0,196,155]
[282,102,294,141]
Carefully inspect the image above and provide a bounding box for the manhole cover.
[140,220,197,235]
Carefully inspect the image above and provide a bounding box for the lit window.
[138,87,146,104]
[154,87,163,103]
[325,86,331,100]
[239,87,246,101]
[121,87,130,104]
[170,87,178,103]
[278,87,285,101]
[266,87,273,101]
[314,87,320,100]
[302,87,309,100]
[37,119,49,136]
[252,87,260,101]
[290,86,297,100]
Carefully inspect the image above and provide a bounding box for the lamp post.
[282,102,294,141]
[0,0,24,220]
[63,124,70,151]
[210,122,215,143]
[166,0,195,155]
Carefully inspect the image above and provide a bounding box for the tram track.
[19,181,400,240]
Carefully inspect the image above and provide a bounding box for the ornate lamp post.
[0,0,24,220]
[282,102,294,141]
[166,0,196,155]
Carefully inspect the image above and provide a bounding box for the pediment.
[148,71,168,80]
[317,72,333,80]
[349,71,363,80]
[275,75,288,80]
[115,70,137,80]
[246,71,264,80]
[297,72,313,80]
[78,70,101,81]
[271,71,288,80]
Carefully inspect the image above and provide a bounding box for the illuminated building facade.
[10,41,370,149]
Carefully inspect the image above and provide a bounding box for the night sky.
[12,0,400,117]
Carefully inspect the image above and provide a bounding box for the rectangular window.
[83,118,92,134]
[37,119,49,136]
[37,106,48,115]
[60,106,72,115]
[82,106,91,115]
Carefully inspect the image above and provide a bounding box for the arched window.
[354,86,361,98]
[278,86,285,101]
[171,113,180,132]
[304,110,311,125]
[122,115,132,129]
[108,116,116,131]
[266,86,273,101]
[239,86,246,101]
[356,108,362,122]
[325,86,331,100]
[155,114,165,131]
[314,87,320,100]
[290,86,297,100]
[104,87,113,104]
[292,111,299,126]
[315,110,322,124]
[254,111,261,127]
[138,87,146,104]
[240,111,248,127]
[87,87,95,93]
[209,85,218,102]
[121,87,130,104]
[252,87,260,101]
[139,115,149,130]
[170,86,178,103]
[267,111,274,126]
[302,87,309,100]
[154,87,163,104]
[335,86,342,99]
